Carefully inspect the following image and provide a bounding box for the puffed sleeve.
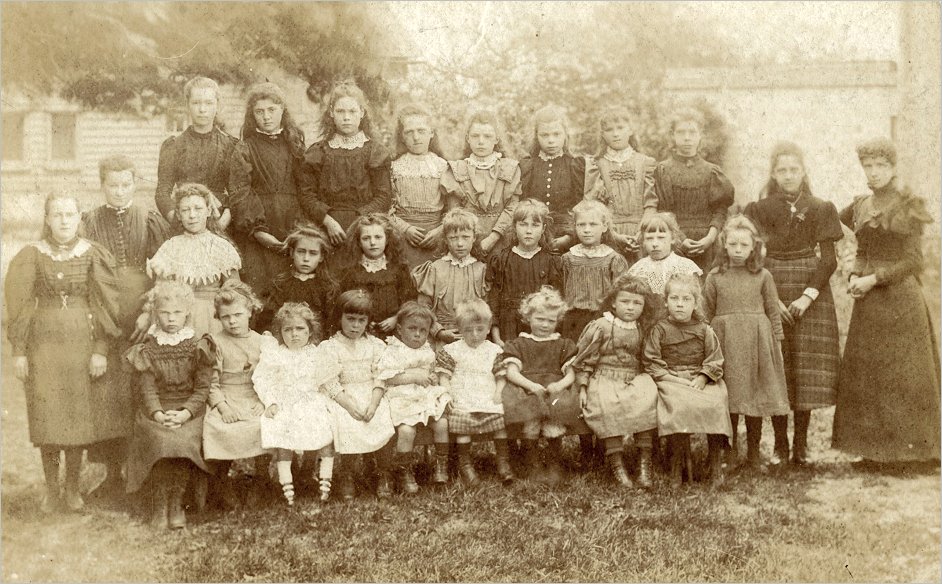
[639,155,658,214]
[4,245,39,357]
[760,270,785,340]
[313,340,345,399]
[185,338,214,416]
[360,142,393,217]
[642,321,671,381]
[440,161,465,201]
[227,141,270,237]
[560,338,579,373]
[501,338,525,371]
[198,334,226,408]
[387,171,412,235]
[125,342,162,415]
[250,334,281,405]
[396,262,418,305]
[485,250,506,324]
[874,193,932,286]
[548,254,564,293]
[88,242,123,354]
[519,156,534,199]
[434,346,457,378]
[145,211,172,260]
[490,159,522,238]
[155,135,178,219]
[707,165,734,231]
[571,318,605,388]
[411,260,438,298]
[808,200,843,292]
[610,252,630,281]
[583,156,606,202]
[491,350,506,378]
[376,343,407,382]
[839,196,864,230]
[703,272,718,323]
[700,324,725,382]
[570,155,587,201]
[298,142,329,224]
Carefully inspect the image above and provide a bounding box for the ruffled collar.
[293,271,317,282]
[149,325,195,346]
[328,131,369,150]
[388,335,430,352]
[442,252,476,268]
[512,246,541,259]
[568,243,614,258]
[34,238,91,261]
[604,146,636,164]
[538,151,563,162]
[519,332,561,342]
[392,152,448,178]
[360,254,388,273]
[146,231,242,285]
[467,152,502,170]
[603,311,638,330]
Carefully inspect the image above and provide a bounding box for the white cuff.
[802,287,820,301]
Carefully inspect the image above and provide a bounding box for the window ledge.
[1,161,32,173]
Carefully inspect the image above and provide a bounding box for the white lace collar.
[512,246,542,259]
[360,254,388,273]
[519,332,561,342]
[538,151,563,162]
[388,335,430,352]
[146,231,242,286]
[392,152,448,178]
[603,312,638,330]
[467,152,502,170]
[568,243,614,258]
[293,271,317,282]
[148,325,195,346]
[328,131,369,150]
[33,238,92,261]
[604,146,636,164]
[442,252,476,268]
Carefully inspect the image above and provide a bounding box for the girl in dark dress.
[155,76,237,231]
[832,138,940,463]
[744,142,843,465]
[6,194,122,513]
[229,82,308,299]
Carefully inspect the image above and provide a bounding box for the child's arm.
[703,275,717,323]
[641,156,658,219]
[642,323,672,382]
[322,380,366,421]
[385,369,432,387]
[697,325,725,391]
[545,368,575,395]
[363,386,385,422]
[505,362,545,396]
[139,371,165,422]
[760,271,786,341]
[485,255,504,345]
[360,144,393,216]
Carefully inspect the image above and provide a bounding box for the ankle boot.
[396,452,419,495]
[495,454,514,483]
[376,472,393,498]
[168,484,186,529]
[578,435,597,471]
[542,438,564,483]
[770,415,790,466]
[520,439,539,479]
[457,444,479,486]
[636,447,653,489]
[792,411,811,465]
[431,454,449,484]
[606,452,632,487]
[669,442,684,488]
[708,440,725,488]
[745,417,764,470]
[151,483,169,529]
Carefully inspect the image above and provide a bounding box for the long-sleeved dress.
[832,185,940,462]
[388,152,452,268]
[643,318,732,437]
[155,126,241,221]
[559,244,630,340]
[411,253,487,337]
[441,153,522,253]
[339,257,416,326]
[486,246,563,339]
[255,269,337,335]
[572,313,658,438]
[744,184,843,410]
[5,238,123,447]
[653,153,734,271]
[376,336,450,427]
[435,339,506,435]
[585,147,657,238]
[703,266,790,417]
[519,152,586,243]
[124,330,212,493]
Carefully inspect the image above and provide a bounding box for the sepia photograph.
[1,1,939,581]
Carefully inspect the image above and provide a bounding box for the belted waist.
[767,248,816,261]
[38,294,89,310]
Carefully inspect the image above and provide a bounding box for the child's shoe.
[168,485,186,529]
[636,447,653,489]
[431,455,449,484]
[669,449,684,489]
[606,452,633,487]
[395,452,419,495]
[708,445,725,488]
[280,481,295,506]
[459,462,480,485]
[376,472,393,498]
[495,455,514,483]
[63,487,85,512]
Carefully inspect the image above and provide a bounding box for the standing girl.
[300,81,392,262]
[146,183,242,337]
[704,215,790,469]
[744,142,843,465]
[412,208,487,344]
[441,110,522,256]
[255,224,338,334]
[319,290,396,499]
[519,106,586,252]
[155,76,236,231]
[572,274,659,488]
[559,200,631,341]
[486,199,563,345]
[627,212,703,296]
[654,108,735,272]
[6,194,121,513]
[252,303,337,504]
[435,299,512,485]
[388,103,454,267]
[584,107,657,258]
[202,281,270,503]
[339,213,416,335]
[377,302,451,493]
[644,274,731,488]
[125,281,212,529]
[229,82,307,299]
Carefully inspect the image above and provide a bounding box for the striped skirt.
[765,254,840,410]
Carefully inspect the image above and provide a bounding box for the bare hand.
[419,226,443,249]
[377,316,397,333]
[13,356,28,381]
[218,403,240,424]
[363,400,379,422]
[343,402,367,422]
[89,353,108,378]
[264,404,279,418]
[848,274,877,299]
[788,295,813,319]
[545,381,569,395]
[405,226,426,247]
[490,328,503,347]
[426,372,439,386]
[551,235,570,252]
[438,329,460,344]
[778,300,795,327]
[153,411,171,424]
[250,402,265,416]
[130,312,152,344]
[480,233,500,254]
[217,208,232,232]
[689,375,709,391]
[253,231,283,251]
[614,232,639,253]
[167,409,192,425]
[323,215,346,246]
[579,387,588,409]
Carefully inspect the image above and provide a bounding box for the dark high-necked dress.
[832,183,940,462]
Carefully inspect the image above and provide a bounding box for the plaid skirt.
[447,410,505,435]
[765,254,840,409]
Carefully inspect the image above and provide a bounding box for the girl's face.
[467,123,498,158]
[672,121,701,157]
[253,98,284,134]
[861,156,895,191]
[574,211,607,247]
[772,154,805,195]
[187,87,218,131]
[665,285,697,323]
[292,236,323,275]
[340,312,369,340]
[612,291,646,323]
[536,120,566,157]
[280,316,312,350]
[459,319,490,348]
[514,215,544,251]
[102,170,136,208]
[446,228,475,259]
[527,309,560,339]
[601,118,633,151]
[397,315,431,350]
[177,194,210,234]
[217,301,252,337]
[401,115,433,155]
[642,229,672,260]
[45,198,81,243]
[359,224,387,260]
[725,229,755,266]
[332,96,364,137]
[155,298,189,334]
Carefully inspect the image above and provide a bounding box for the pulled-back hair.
[571,199,616,247]
[763,141,812,199]
[394,103,446,159]
[663,273,706,323]
[511,199,553,248]
[214,279,263,316]
[183,76,225,131]
[596,106,641,155]
[668,107,705,134]
[529,105,573,158]
[462,110,510,158]
[638,212,685,256]
[98,154,137,183]
[856,137,897,167]
[271,301,322,344]
[712,215,765,274]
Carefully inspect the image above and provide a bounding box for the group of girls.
[7,74,938,528]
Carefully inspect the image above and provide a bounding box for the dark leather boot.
[607,452,632,487]
[151,482,169,529]
[495,455,514,484]
[168,483,186,529]
[431,454,449,484]
[636,447,653,489]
